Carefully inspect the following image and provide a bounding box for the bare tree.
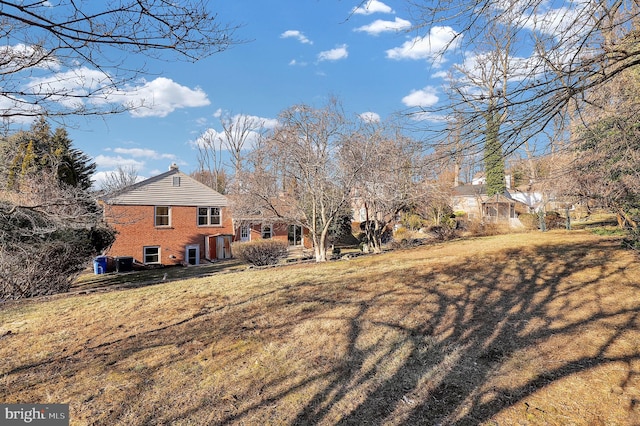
[99,165,139,194]
[347,121,427,253]
[0,1,240,120]
[193,129,226,193]
[239,98,360,262]
[410,0,640,155]
[220,113,267,182]
[568,52,640,229]
[0,170,114,299]
[440,5,526,196]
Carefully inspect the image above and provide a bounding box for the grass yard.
[1,230,639,425]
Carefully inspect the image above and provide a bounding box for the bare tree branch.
[0,0,242,120]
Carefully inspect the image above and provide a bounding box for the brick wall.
[235,222,312,249]
[104,204,234,265]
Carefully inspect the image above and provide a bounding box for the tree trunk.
[314,231,328,262]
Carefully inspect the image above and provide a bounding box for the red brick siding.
[104,204,234,265]
[234,222,312,249]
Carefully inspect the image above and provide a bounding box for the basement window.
[143,246,160,264]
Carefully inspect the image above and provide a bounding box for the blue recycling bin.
[93,256,108,274]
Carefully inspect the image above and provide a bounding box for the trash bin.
[115,256,134,272]
[93,256,108,275]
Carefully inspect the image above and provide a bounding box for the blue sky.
[63,0,459,186]
[1,0,585,186]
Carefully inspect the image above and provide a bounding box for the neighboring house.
[101,164,234,266]
[452,182,534,225]
[452,184,486,220]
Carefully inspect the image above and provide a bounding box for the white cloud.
[191,113,278,151]
[280,30,313,45]
[354,17,411,35]
[119,77,210,118]
[0,43,60,72]
[19,66,209,118]
[359,112,381,123]
[192,128,225,150]
[0,95,41,124]
[288,59,308,67]
[456,51,539,87]
[91,170,146,189]
[27,66,113,107]
[94,155,146,169]
[386,26,460,63]
[352,0,394,15]
[402,86,439,108]
[318,44,348,62]
[112,147,177,160]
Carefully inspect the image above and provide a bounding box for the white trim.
[197,206,222,226]
[185,244,200,265]
[143,246,161,264]
[154,206,171,227]
[240,224,250,242]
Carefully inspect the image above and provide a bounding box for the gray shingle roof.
[102,168,228,206]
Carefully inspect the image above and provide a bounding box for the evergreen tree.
[0,117,111,299]
[52,127,96,190]
[1,117,96,190]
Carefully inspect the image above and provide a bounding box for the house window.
[155,206,170,227]
[143,246,160,264]
[172,176,181,187]
[288,225,302,246]
[240,225,250,241]
[198,207,221,226]
[261,224,272,239]
[359,207,367,222]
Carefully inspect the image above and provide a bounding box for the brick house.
[228,194,312,249]
[232,217,311,249]
[101,165,234,266]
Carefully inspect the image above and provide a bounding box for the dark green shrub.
[233,240,289,266]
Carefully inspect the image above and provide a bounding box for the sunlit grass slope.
[1,230,638,425]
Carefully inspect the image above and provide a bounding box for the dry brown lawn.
[1,230,639,425]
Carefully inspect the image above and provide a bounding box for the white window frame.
[240,225,250,241]
[154,206,171,227]
[261,224,272,239]
[143,246,161,264]
[197,207,221,226]
[185,244,200,265]
[359,207,367,222]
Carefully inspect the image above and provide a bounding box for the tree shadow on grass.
[242,238,639,425]
[2,237,639,425]
[291,239,640,425]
